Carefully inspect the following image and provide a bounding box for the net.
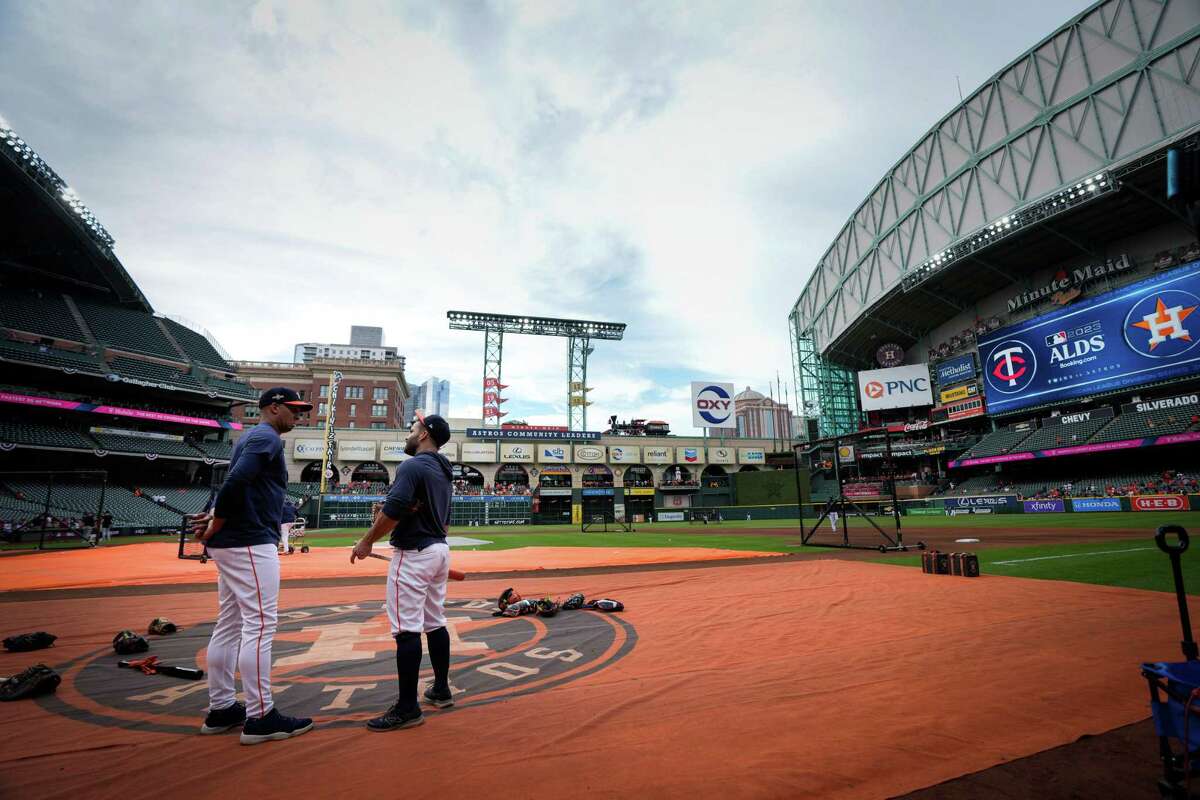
[582,512,634,533]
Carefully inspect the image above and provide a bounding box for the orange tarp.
[0,543,782,591]
[0,559,1180,798]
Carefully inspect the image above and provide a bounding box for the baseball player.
[279,499,296,555]
[351,410,454,731]
[191,387,314,745]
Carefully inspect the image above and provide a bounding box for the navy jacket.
[383,451,453,550]
[209,423,287,548]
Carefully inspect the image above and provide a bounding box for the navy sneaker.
[200,701,246,735]
[239,708,314,745]
[366,702,424,732]
[422,685,454,709]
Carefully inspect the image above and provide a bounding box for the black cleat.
[422,685,454,709]
[366,702,424,731]
[200,701,246,735]
[239,708,313,745]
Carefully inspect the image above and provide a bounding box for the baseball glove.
[583,598,625,612]
[562,593,585,610]
[148,618,178,636]
[498,588,523,612]
[0,664,61,701]
[3,631,57,652]
[113,630,149,655]
[501,598,539,617]
[535,598,559,617]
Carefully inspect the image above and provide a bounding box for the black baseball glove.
[148,618,178,635]
[3,631,57,652]
[535,598,559,617]
[498,588,523,611]
[0,664,61,701]
[113,630,150,655]
[583,598,624,612]
[562,593,585,610]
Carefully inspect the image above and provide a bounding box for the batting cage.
[794,429,924,553]
[581,511,634,533]
[0,470,110,550]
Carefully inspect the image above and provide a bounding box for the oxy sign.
[690,382,736,429]
[857,365,933,411]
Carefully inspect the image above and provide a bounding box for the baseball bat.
[118,659,205,680]
[365,551,465,580]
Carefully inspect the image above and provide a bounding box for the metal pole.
[96,471,107,544]
[39,473,54,550]
[793,443,806,544]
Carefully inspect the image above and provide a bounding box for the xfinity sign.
[691,381,737,429]
[857,365,933,411]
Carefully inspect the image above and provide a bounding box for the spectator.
[100,511,114,545]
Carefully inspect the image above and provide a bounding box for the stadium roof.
[0,117,150,311]
[790,0,1200,366]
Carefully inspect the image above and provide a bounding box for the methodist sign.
[690,381,736,429]
[934,354,977,386]
[857,364,933,411]
[979,261,1200,415]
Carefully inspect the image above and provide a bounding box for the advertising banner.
[608,445,641,463]
[934,354,977,386]
[857,364,933,411]
[466,428,601,441]
[676,447,705,464]
[1043,407,1114,426]
[978,261,1200,415]
[1071,497,1122,512]
[939,383,978,404]
[573,445,606,463]
[837,444,856,464]
[627,487,656,496]
[949,429,1200,468]
[1122,393,1200,415]
[500,443,534,462]
[379,442,410,461]
[439,442,458,461]
[1023,499,1065,513]
[1133,495,1188,511]
[292,439,325,461]
[538,445,568,463]
[0,391,243,430]
[690,382,737,429]
[644,446,671,464]
[943,495,1018,512]
[337,440,376,460]
[582,488,614,496]
[539,488,572,496]
[738,448,766,464]
[658,511,686,522]
[708,446,735,464]
[460,443,496,462]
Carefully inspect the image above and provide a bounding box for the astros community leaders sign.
[857,364,933,411]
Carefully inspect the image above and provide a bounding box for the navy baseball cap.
[414,410,451,447]
[259,386,313,411]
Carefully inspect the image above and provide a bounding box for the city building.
[232,358,409,430]
[734,387,793,440]
[403,376,450,421]
[293,326,400,364]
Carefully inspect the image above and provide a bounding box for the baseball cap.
[414,410,451,447]
[258,386,314,411]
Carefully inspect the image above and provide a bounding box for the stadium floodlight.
[902,170,1116,293]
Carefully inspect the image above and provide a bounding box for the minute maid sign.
[980,261,1200,414]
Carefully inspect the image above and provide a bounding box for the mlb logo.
[1045,331,1067,346]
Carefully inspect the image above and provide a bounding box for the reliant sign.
[644,446,671,464]
[1007,254,1134,313]
[690,382,736,429]
[857,364,933,411]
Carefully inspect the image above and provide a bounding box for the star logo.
[1130,296,1195,349]
[1124,289,1200,360]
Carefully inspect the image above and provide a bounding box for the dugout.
[536,466,572,523]
[581,465,615,520]
[623,465,655,522]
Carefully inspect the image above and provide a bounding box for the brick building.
[231,358,409,430]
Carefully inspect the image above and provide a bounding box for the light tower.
[447,311,627,430]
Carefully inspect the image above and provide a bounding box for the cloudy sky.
[0,0,1090,432]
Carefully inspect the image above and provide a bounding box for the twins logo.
[986,340,1037,394]
[1124,290,1199,359]
[695,385,732,424]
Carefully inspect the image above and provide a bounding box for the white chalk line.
[993,546,1155,566]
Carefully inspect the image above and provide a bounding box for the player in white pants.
[829,509,839,532]
[192,387,313,745]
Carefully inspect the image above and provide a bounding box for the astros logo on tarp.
[1125,290,1199,359]
[38,600,636,734]
[985,340,1037,394]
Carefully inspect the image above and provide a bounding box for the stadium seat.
[0,339,107,374]
[0,420,97,450]
[160,318,231,370]
[75,299,180,360]
[107,356,206,392]
[0,288,86,342]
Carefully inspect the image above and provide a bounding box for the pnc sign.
[856,365,933,411]
[690,381,736,429]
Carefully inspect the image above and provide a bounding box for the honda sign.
[857,364,933,411]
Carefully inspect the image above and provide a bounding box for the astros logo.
[1125,290,1199,359]
[38,600,635,733]
[986,340,1037,394]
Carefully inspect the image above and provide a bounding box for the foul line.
[993,546,1155,566]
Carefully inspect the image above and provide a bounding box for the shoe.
[200,701,246,735]
[422,685,454,709]
[239,708,314,745]
[366,702,424,732]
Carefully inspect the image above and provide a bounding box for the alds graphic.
[41,600,636,733]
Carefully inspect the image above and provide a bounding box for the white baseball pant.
[386,543,450,635]
[829,511,839,532]
[205,544,280,718]
[280,522,293,552]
